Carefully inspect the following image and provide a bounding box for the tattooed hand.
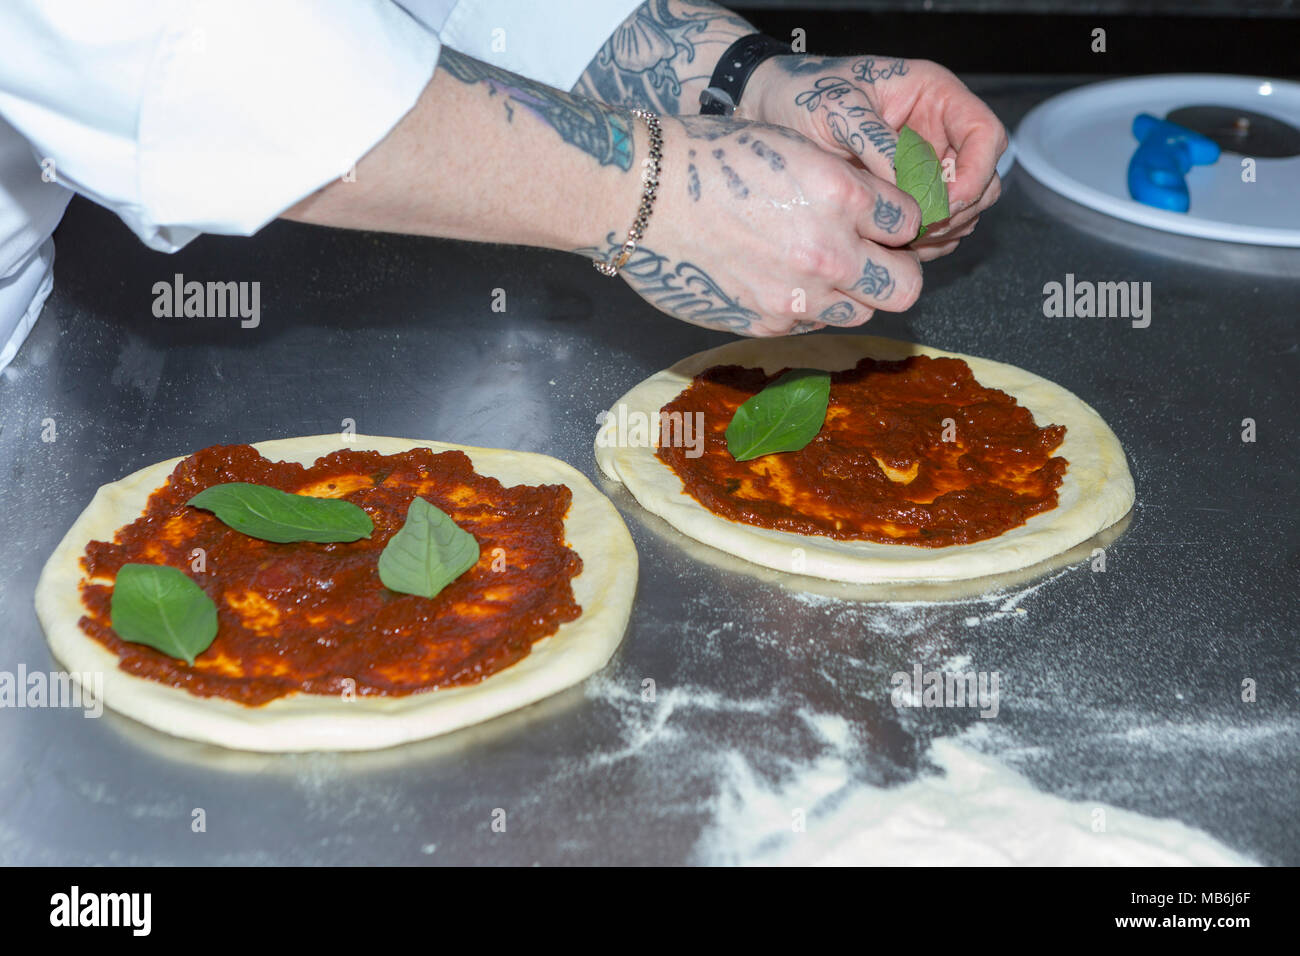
[577,114,922,337]
[742,55,1007,261]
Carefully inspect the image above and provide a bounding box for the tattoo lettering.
[851,260,895,300]
[687,150,701,201]
[828,112,897,159]
[850,58,909,84]
[574,233,760,333]
[794,76,857,113]
[440,49,634,170]
[794,74,898,160]
[872,194,903,233]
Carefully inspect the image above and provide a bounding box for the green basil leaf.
[894,125,950,238]
[378,497,480,599]
[726,368,831,462]
[188,482,373,543]
[109,563,218,665]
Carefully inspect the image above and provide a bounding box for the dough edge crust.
[35,434,638,753]
[595,335,1134,583]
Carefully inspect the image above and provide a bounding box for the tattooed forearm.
[574,233,760,332]
[440,48,634,170]
[572,0,755,113]
[872,194,903,233]
[851,260,895,299]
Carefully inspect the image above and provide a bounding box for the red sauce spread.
[657,355,1067,547]
[79,445,581,706]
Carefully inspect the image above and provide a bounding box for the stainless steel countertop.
[1,76,1296,865]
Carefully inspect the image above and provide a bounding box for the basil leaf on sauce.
[894,125,950,238]
[726,368,832,462]
[188,482,373,543]
[378,497,480,599]
[109,563,218,665]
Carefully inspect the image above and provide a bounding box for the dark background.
[735,1,1299,76]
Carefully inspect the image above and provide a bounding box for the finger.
[914,208,982,245]
[835,245,921,312]
[816,99,903,186]
[850,168,922,246]
[914,218,977,261]
[809,299,871,328]
[786,319,828,335]
[916,239,960,262]
[941,99,1007,212]
[918,173,998,240]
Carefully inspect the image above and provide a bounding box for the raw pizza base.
[35,435,638,753]
[595,335,1134,584]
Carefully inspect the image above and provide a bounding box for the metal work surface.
[1,76,1296,865]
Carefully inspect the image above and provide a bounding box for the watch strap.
[699,34,792,116]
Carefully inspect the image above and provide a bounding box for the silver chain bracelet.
[593,109,663,277]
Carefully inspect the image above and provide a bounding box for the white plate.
[1015,74,1300,246]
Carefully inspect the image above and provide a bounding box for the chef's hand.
[739,55,1007,261]
[580,114,923,337]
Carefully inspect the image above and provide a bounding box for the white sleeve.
[0,0,441,253]
[437,0,645,92]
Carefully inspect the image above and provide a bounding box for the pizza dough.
[595,336,1134,584]
[35,435,638,753]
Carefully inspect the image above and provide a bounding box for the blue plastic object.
[1127,113,1221,213]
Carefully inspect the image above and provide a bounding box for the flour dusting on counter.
[695,730,1257,866]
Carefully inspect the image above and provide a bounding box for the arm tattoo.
[872,194,903,233]
[851,260,895,300]
[574,233,760,333]
[572,0,755,113]
[440,48,634,170]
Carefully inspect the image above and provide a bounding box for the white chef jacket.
[0,0,642,371]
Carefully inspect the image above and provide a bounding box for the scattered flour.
[696,731,1257,866]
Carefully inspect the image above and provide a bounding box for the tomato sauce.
[79,445,581,705]
[657,356,1067,547]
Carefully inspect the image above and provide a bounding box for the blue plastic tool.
[1127,113,1221,213]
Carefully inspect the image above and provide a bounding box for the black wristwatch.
[699,34,792,116]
